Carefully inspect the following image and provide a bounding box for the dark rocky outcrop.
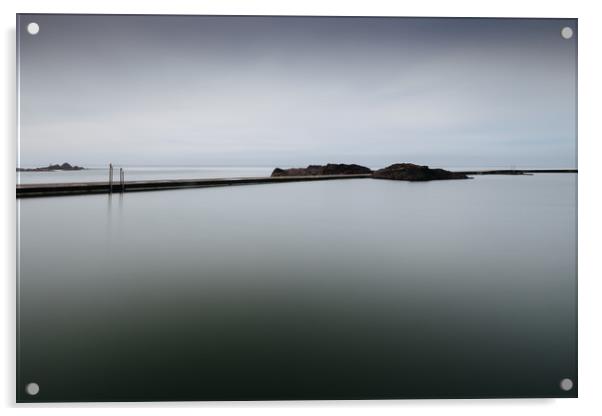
[17,162,84,172]
[271,163,372,177]
[372,163,469,181]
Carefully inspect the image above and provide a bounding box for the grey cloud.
[18,15,576,168]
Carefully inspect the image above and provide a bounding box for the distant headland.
[271,163,469,181]
[272,163,372,177]
[17,163,84,172]
[16,162,577,198]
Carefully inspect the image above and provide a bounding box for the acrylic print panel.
[16,14,577,402]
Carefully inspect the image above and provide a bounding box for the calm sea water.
[17,174,577,401]
[17,166,275,184]
[16,165,558,184]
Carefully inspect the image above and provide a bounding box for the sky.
[18,15,577,168]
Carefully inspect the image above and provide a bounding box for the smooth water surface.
[16,165,554,184]
[17,174,577,401]
[17,166,274,184]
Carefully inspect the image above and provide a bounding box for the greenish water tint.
[17,174,577,401]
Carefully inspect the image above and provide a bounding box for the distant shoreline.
[16,168,577,199]
[17,162,84,172]
[455,169,578,175]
